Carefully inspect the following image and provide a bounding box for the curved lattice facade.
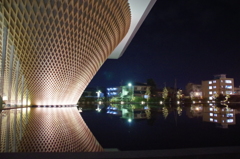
[0,0,131,106]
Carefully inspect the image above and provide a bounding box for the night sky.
[88,0,240,90]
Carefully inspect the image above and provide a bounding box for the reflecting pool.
[80,103,240,151]
[0,106,103,152]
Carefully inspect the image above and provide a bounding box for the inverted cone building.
[0,0,155,106]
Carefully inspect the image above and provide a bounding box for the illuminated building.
[0,0,156,106]
[0,0,156,152]
[202,74,234,100]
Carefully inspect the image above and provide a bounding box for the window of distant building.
[213,91,216,94]
[213,86,216,88]
[225,80,232,83]
[226,113,233,117]
[227,119,233,123]
[221,80,223,82]
[225,85,232,89]
[209,86,212,89]
[209,81,212,84]
[210,118,213,122]
[214,114,217,117]
[226,91,232,94]
[209,113,213,116]
[213,80,216,83]
[209,97,213,100]
[214,119,218,122]
[209,91,212,94]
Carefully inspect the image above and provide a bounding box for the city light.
[128,119,132,122]
[121,101,124,104]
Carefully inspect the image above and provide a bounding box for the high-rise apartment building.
[202,74,234,100]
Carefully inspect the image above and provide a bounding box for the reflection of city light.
[96,108,101,112]
[177,101,180,104]
[121,101,124,104]
[196,107,199,110]
[160,101,163,104]
[207,101,209,103]
[128,119,132,122]
[98,101,102,104]
[141,101,145,104]
[193,101,195,104]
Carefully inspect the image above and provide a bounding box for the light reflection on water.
[0,107,103,152]
[79,103,240,150]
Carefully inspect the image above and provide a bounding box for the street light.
[128,83,134,101]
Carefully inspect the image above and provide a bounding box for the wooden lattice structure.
[0,0,131,106]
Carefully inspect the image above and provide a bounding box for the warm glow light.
[121,101,124,104]
[3,96,7,101]
[141,101,145,104]
[160,101,163,104]
[193,101,195,104]
[177,101,180,104]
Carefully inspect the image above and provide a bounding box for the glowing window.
[209,86,212,89]
[209,113,213,116]
[209,97,213,100]
[222,120,225,123]
[213,80,216,83]
[213,91,216,94]
[214,119,217,122]
[226,113,233,117]
[209,91,212,94]
[209,81,212,84]
[225,85,232,89]
[209,107,213,111]
[221,80,223,82]
[225,80,232,83]
[226,91,232,94]
[210,118,213,121]
[213,86,216,88]
[227,119,233,123]
[214,114,217,117]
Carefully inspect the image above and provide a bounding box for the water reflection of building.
[203,106,235,128]
[0,107,103,152]
[106,104,148,121]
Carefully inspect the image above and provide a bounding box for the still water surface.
[80,103,240,151]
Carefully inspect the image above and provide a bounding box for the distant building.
[106,82,150,98]
[202,74,234,100]
[234,86,240,95]
[185,83,202,99]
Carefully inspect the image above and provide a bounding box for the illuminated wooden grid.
[0,107,103,152]
[0,0,131,105]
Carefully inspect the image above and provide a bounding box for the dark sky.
[88,0,240,90]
